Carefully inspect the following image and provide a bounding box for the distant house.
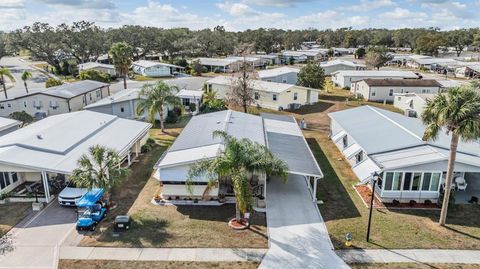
[257,66,300,84]
[351,79,441,102]
[455,64,480,79]
[77,62,116,76]
[320,60,366,75]
[85,77,208,118]
[0,80,110,118]
[206,75,319,111]
[393,93,436,118]
[436,79,467,89]
[226,56,264,69]
[329,105,480,204]
[331,70,419,89]
[194,57,242,73]
[280,49,326,63]
[0,117,20,136]
[0,111,151,201]
[132,60,184,77]
[406,57,461,70]
[249,54,280,66]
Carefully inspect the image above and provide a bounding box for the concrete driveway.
[0,57,48,101]
[259,174,349,269]
[0,200,76,269]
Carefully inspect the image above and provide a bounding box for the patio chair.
[455,177,468,191]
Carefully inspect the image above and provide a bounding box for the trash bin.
[114,215,131,232]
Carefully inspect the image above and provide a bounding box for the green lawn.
[80,127,268,249]
[0,202,31,237]
[59,260,259,269]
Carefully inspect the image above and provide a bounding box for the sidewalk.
[337,249,480,264]
[60,246,267,262]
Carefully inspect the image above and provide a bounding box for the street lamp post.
[366,171,380,243]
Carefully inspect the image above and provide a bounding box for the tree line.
[1,22,480,70]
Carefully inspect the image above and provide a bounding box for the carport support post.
[312,177,318,202]
[41,171,51,203]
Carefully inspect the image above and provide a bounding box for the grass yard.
[80,127,268,248]
[59,260,259,269]
[350,263,480,269]
[0,202,31,237]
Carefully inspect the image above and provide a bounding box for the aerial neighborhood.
[0,3,480,269]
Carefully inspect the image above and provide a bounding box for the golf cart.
[75,188,107,231]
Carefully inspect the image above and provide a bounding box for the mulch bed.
[228,218,249,230]
[355,185,440,209]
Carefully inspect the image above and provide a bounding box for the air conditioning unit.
[405,109,417,118]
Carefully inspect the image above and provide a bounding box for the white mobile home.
[207,76,319,111]
[331,70,419,88]
[154,110,323,206]
[320,60,366,75]
[78,62,116,76]
[257,66,300,84]
[0,111,151,201]
[351,79,441,102]
[0,80,110,118]
[132,60,184,77]
[393,93,435,118]
[0,117,20,136]
[329,106,480,203]
[195,58,242,73]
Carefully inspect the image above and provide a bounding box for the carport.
[261,113,323,201]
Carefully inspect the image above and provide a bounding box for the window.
[11,172,18,183]
[422,173,432,191]
[397,97,401,101]
[254,92,260,100]
[7,104,11,108]
[267,80,272,82]
[182,98,190,106]
[272,94,277,101]
[24,101,27,108]
[401,89,404,93]
[412,173,421,191]
[355,151,363,163]
[371,90,376,97]
[403,172,412,190]
[385,172,394,190]
[422,89,426,93]
[389,89,394,96]
[89,93,92,101]
[120,107,125,113]
[385,172,403,191]
[293,93,298,101]
[0,172,12,190]
[342,135,348,148]
[0,104,4,109]
[282,79,287,83]
[96,90,101,98]
[430,173,441,191]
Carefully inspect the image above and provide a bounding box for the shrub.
[9,111,34,126]
[173,106,182,116]
[45,78,62,88]
[201,66,208,73]
[141,138,156,153]
[199,99,227,114]
[173,58,188,68]
[392,199,400,206]
[188,102,196,112]
[213,67,221,73]
[165,110,179,123]
[79,69,111,83]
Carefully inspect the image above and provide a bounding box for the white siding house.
[329,106,480,203]
[257,67,300,84]
[132,60,184,77]
[320,60,366,75]
[0,111,151,201]
[393,93,435,118]
[0,80,110,118]
[331,70,419,88]
[351,79,441,102]
[194,58,242,73]
[78,62,116,76]
[207,76,319,111]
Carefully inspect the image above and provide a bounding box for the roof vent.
[216,121,221,124]
[36,134,43,140]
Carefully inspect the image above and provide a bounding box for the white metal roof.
[195,57,240,66]
[40,80,109,99]
[257,67,300,78]
[132,60,184,69]
[353,159,381,183]
[176,89,203,99]
[320,60,365,68]
[0,111,151,174]
[0,117,20,133]
[333,70,419,78]
[78,62,115,70]
[207,75,310,94]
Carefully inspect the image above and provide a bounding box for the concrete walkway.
[0,200,76,269]
[337,249,480,264]
[259,174,350,269]
[59,246,266,262]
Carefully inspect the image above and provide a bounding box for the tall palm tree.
[422,86,480,226]
[109,42,133,90]
[136,81,181,132]
[0,67,14,99]
[21,70,32,94]
[187,131,288,223]
[70,145,128,204]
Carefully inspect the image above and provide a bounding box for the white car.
[58,182,88,206]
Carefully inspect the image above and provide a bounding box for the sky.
[0,0,479,32]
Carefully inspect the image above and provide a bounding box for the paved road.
[0,200,76,269]
[259,174,350,269]
[0,57,48,101]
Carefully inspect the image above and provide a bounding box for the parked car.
[58,181,88,206]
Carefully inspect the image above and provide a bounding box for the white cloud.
[35,0,116,9]
[243,0,315,7]
[0,0,25,8]
[378,7,427,20]
[348,0,396,12]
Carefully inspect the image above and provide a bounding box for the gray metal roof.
[261,113,323,178]
[42,80,109,99]
[329,105,480,156]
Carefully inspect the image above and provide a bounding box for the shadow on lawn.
[288,102,334,115]
[306,138,361,221]
[176,204,267,227]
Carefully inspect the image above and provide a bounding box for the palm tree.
[70,145,128,204]
[136,81,181,132]
[21,70,32,94]
[109,42,133,90]
[422,86,480,226]
[187,131,288,223]
[0,67,14,99]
